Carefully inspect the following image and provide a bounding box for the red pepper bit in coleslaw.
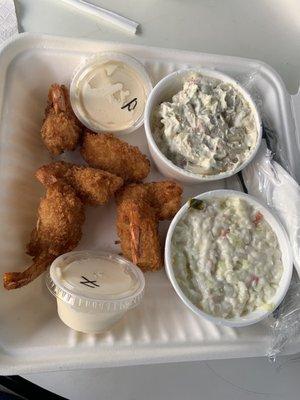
[246,274,260,288]
[220,228,230,237]
[253,211,263,226]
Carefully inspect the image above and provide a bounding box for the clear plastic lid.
[70,52,153,135]
[46,250,145,312]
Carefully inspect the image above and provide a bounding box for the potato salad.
[171,197,283,318]
[154,74,257,176]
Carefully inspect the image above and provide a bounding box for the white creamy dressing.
[78,60,147,130]
[171,197,283,318]
[60,258,138,298]
[53,256,141,333]
[154,74,257,176]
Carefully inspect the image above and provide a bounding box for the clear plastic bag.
[235,71,300,362]
[242,140,300,278]
[267,280,300,366]
[237,69,294,175]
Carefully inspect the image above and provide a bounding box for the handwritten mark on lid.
[121,97,137,111]
[80,275,100,288]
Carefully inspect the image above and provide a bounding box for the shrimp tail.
[3,254,56,290]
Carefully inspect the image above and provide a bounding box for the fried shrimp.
[116,181,182,220]
[115,181,182,271]
[36,161,124,206]
[3,182,85,290]
[41,84,82,155]
[81,130,150,182]
[116,199,162,272]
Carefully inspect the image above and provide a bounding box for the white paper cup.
[165,190,293,327]
[144,68,262,184]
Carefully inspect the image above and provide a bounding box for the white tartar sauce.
[154,74,257,176]
[72,58,149,133]
[171,197,283,318]
[48,252,145,334]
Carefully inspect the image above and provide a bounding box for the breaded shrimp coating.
[116,181,182,220]
[115,181,182,271]
[41,84,82,155]
[36,161,124,206]
[81,130,150,182]
[116,199,162,272]
[3,182,85,290]
[26,182,84,257]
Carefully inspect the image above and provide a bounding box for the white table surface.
[11,0,300,398]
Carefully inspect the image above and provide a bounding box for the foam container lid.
[0,33,299,374]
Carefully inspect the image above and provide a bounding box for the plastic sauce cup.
[70,52,152,135]
[46,250,145,334]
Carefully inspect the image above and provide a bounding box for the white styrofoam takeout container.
[165,190,293,327]
[0,33,299,375]
[144,68,262,184]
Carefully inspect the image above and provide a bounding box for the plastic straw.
[60,0,140,35]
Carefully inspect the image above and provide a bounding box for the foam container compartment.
[0,33,299,374]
